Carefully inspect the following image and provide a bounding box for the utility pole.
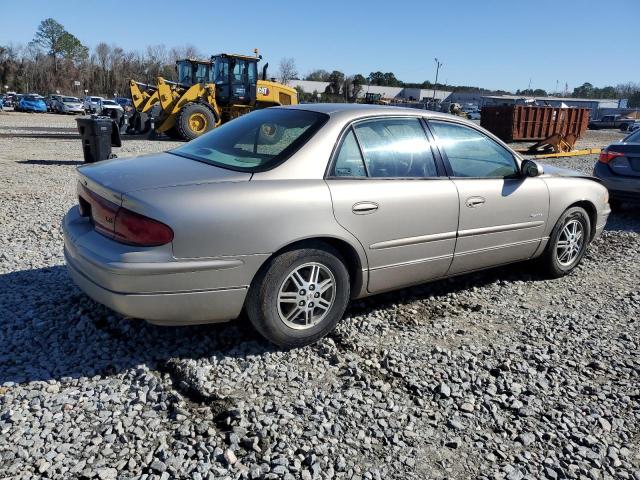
[432,58,443,104]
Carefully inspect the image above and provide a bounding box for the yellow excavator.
[129,50,298,140]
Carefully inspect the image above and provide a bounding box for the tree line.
[0,18,201,97]
[2,18,639,108]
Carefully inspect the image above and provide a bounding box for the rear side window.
[429,121,518,178]
[333,129,367,177]
[352,118,438,178]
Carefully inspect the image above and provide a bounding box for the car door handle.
[465,196,486,208]
[352,202,379,214]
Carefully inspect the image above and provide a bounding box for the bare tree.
[278,57,298,85]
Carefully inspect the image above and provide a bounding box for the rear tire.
[246,244,350,348]
[176,103,216,141]
[538,206,591,278]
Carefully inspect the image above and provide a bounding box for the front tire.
[246,244,350,348]
[539,206,591,278]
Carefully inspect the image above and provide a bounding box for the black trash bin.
[76,115,122,163]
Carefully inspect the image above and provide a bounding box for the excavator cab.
[212,54,258,106]
[176,59,214,87]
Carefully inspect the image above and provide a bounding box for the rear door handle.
[352,202,379,214]
[466,196,486,208]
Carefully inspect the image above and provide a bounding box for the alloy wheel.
[277,262,336,330]
[556,219,584,267]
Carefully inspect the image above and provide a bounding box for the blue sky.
[2,0,638,92]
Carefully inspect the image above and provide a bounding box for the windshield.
[171,109,328,172]
[91,97,101,102]
[625,130,640,143]
[63,97,79,102]
[102,100,117,105]
[177,60,192,84]
[24,95,40,101]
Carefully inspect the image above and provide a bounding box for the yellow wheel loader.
[129,51,298,140]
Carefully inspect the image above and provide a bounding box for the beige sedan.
[63,104,610,347]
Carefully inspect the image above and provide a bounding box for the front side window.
[171,108,328,172]
[429,121,518,178]
[194,63,212,84]
[352,118,438,178]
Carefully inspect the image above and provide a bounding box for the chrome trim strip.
[370,253,453,271]
[458,221,545,238]
[455,238,542,257]
[370,231,457,250]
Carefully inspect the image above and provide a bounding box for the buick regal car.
[63,104,610,347]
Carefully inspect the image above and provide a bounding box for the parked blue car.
[18,95,47,113]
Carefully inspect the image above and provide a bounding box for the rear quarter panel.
[122,179,367,261]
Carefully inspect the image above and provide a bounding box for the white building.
[480,95,622,116]
[289,79,451,102]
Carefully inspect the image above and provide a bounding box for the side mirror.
[521,159,543,177]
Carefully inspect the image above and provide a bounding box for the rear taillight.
[599,150,624,163]
[77,183,173,246]
[114,207,174,246]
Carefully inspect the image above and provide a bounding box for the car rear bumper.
[593,162,640,204]
[65,253,247,325]
[63,207,266,325]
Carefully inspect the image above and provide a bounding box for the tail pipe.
[262,62,269,81]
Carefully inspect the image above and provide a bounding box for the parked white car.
[52,96,85,114]
[99,99,124,116]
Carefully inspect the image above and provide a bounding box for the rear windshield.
[170,109,328,172]
[63,97,79,102]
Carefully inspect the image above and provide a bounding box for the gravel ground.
[0,111,638,480]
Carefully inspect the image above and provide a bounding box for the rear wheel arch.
[253,237,366,299]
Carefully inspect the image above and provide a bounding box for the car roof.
[277,103,473,124]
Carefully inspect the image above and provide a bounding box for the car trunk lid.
[76,151,252,242]
[77,151,252,194]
